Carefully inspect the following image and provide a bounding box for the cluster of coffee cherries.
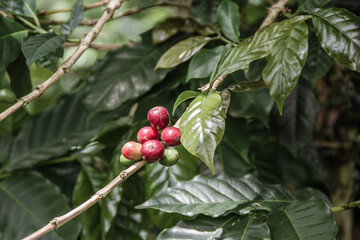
[120,106,181,167]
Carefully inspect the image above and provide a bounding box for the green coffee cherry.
[119,154,133,166]
[159,148,179,166]
[0,89,16,103]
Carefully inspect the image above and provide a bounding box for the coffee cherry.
[160,148,179,166]
[0,88,16,103]
[147,106,170,130]
[119,154,133,166]
[161,127,181,146]
[137,126,160,144]
[121,141,142,160]
[141,140,164,163]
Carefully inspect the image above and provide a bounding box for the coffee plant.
[0,0,359,239]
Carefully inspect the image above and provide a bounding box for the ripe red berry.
[147,106,170,130]
[141,140,164,163]
[161,127,181,146]
[137,126,160,144]
[121,141,142,160]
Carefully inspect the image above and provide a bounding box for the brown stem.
[39,1,190,26]
[61,42,132,50]
[0,0,125,122]
[260,0,288,29]
[22,160,147,240]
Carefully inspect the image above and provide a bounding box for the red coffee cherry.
[147,106,170,130]
[161,127,181,146]
[137,126,160,144]
[121,141,142,161]
[140,140,164,163]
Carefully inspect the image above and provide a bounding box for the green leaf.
[217,143,250,178]
[137,174,295,217]
[268,197,338,240]
[0,94,99,172]
[6,54,32,97]
[0,0,36,17]
[0,173,81,239]
[220,89,231,118]
[60,0,84,35]
[263,22,309,115]
[152,18,185,44]
[302,33,333,83]
[294,0,331,14]
[212,15,311,81]
[0,16,28,71]
[227,73,273,127]
[172,90,200,116]
[216,0,240,42]
[244,58,267,82]
[311,7,360,72]
[84,41,169,111]
[179,90,225,174]
[0,102,27,136]
[187,46,224,81]
[155,36,212,69]
[73,166,102,240]
[191,0,221,25]
[145,145,199,228]
[22,33,67,65]
[269,79,319,156]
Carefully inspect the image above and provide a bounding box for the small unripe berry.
[160,148,179,166]
[141,140,164,163]
[148,106,170,130]
[161,127,181,146]
[119,154,133,166]
[137,126,160,144]
[122,141,142,160]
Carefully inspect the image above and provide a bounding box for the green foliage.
[311,7,360,72]
[1,1,359,239]
[22,33,67,65]
[0,173,81,239]
[179,90,225,174]
[0,16,28,70]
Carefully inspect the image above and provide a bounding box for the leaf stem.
[226,80,268,92]
[331,200,360,213]
[16,16,47,33]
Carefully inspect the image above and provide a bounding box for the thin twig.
[260,0,288,29]
[37,0,108,16]
[331,200,360,213]
[22,160,147,240]
[39,0,190,26]
[0,0,125,122]
[61,42,131,50]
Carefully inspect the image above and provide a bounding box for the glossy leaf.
[172,90,200,116]
[0,0,36,17]
[212,15,311,81]
[152,18,185,44]
[0,173,81,239]
[217,143,250,178]
[0,16,28,71]
[7,54,31,97]
[84,41,168,111]
[311,7,360,72]
[22,33,67,65]
[220,89,231,118]
[0,95,99,172]
[191,0,221,25]
[137,174,295,217]
[179,90,225,174]
[268,197,338,240]
[263,22,309,114]
[155,36,212,69]
[145,145,199,228]
[187,46,224,81]
[216,0,240,42]
[60,0,84,35]
[295,0,331,14]
[269,79,320,156]
[302,33,333,83]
